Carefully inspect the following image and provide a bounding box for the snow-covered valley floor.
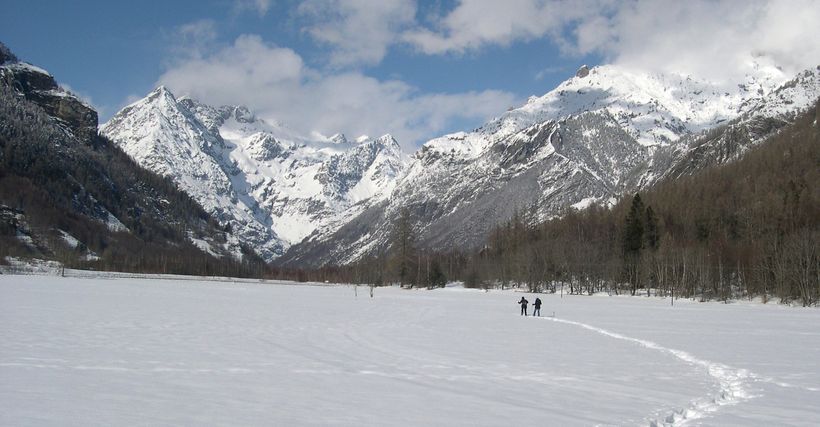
[2,275,819,426]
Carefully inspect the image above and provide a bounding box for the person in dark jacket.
[518,297,529,316]
[533,297,542,316]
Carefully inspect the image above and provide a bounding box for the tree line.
[307,100,819,306]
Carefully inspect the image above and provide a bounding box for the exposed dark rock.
[0,42,17,65]
[27,89,98,141]
[1,63,57,92]
[0,52,98,142]
[330,133,349,144]
[576,65,590,78]
[246,134,284,161]
[233,106,255,123]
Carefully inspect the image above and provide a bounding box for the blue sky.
[2,0,817,148]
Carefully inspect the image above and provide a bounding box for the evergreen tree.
[623,194,645,254]
[623,194,645,295]
[427,259,447,289]
[645,205,659,251]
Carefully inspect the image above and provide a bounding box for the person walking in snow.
[533,297,542,317]
[518,297,529,316]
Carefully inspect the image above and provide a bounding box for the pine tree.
[623,194,645,254]
[427,259,447,289]
[643,204,660,297]
[623,194,645,295]
[645,205,659,251]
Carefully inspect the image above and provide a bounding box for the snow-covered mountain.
[479,62,786,147]
[101,88,407,260]
[101,60,818,266]
[280,63,819,266]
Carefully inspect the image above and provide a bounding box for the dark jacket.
[534,298,542,308]
[518,297,528,307]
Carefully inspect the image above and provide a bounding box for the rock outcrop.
[0,42,97,142]
[0,42,17,64]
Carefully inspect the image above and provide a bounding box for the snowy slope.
[100,87,281,260]
[739,65,820,118]
[283,63,819,266]
[3,275,819,426]
[101,89,407,260]
[658,66,820,181]
[480,62,786,147]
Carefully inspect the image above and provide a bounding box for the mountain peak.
[102,90,410,261]
[329,133,349,144]
[479,62,795,147]
[231,105,255,123]
[374,133,399,146]
[147,85,176,101]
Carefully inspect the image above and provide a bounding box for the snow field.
[1,275,819,426]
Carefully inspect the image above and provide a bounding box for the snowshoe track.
[540,316,757,426]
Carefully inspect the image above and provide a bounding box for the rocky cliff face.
[0,42,97,142]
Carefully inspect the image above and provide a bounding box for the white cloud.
[159,35,304,104]
[403,0,820,83]
[170,20,218,59]
[297,0,416,68]
[153,1,818,149]
[564,0,820,82]
[534,65,569,81]
[158,35,516,149]
[176,20,218,42]
[402,0,600,55]
[233,0,271,17]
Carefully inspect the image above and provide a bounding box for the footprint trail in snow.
[540,316,757,426]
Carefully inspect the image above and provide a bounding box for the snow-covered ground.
[1,275,818,426]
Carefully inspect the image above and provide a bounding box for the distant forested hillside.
[315,101,819,306]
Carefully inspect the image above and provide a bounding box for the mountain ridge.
[101,88,408,260]
[279,63,819,267]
